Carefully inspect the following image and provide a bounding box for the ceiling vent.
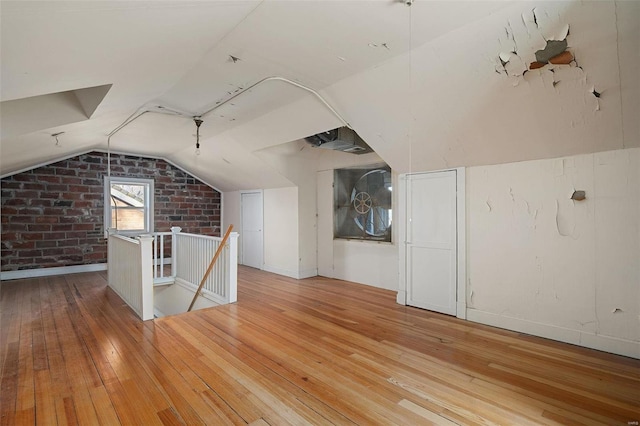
[304,126,373,154]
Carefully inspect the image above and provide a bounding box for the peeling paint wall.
[467,147,639,358]
[322,0,637,178]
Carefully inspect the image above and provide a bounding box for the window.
[104,177,154,236]
[334,165,392,242]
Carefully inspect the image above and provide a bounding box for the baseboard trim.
[298,268,318,279]
[1,263,108,281]
[467,309,639,359]
[262,265,318,280]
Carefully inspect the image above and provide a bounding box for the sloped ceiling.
[1,1,638,192]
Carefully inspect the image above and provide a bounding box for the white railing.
[151,229,176,285]
[108,227,238,320]
[107,232,154,320]
[173,231,239,304]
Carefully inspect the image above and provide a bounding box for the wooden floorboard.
[1,266,639,425]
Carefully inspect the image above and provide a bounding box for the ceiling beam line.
[106,76,352,141]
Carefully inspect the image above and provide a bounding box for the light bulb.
[195,147,201,156]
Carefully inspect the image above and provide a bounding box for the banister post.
[138,235,155,321]
[170,226,182,279]
[227,232,239,303]
[107,228,116,286]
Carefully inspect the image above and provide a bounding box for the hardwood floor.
[1,267,639,425]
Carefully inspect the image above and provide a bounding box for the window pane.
[110,183,146,231]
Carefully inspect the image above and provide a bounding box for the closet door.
[406,171,457,316]
[241,191,263,269]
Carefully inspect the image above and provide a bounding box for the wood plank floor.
[1,267,639,425]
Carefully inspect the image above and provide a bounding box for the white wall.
[225,186,313,279]
[263,187,300,278]
[222,190,241,256]
[316,169,398,291]
[466,147,639,358]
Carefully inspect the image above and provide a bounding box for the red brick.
[13,241,35,249]
[17,208,44,215]
[8,258,32,265]
[43,208,64,216]
[85,252,106,260]
[42,247,65,256]
[15,191,39,199]
[60,177,82,185]
[19,250,42,257]
[50,224,73,231]
[11,216,34,223]
[28,225,52,232]
[22,183,45,190]
[13,174,36,182]
[38,175,61,183]
[73,201,93,208]
[1,181,22,189]
[59,216,80,223]
[35,216,58,224]
[46,184,69,192]
[35,241,57,248]
[41,192,61,199]
[3,198,27,206]
[44,232,66,240]
[73,224,95,231]
[2,207,18,215]
[2,151,220,273]
[29,200,52,207]
[64,231,86,238]
[22,232,43,240]
[68,185,89,193]
[63,247,82,255]
[55,168,77,176]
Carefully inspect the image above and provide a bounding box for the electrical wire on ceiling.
[105,75,353,159]
[51,132,64,147]
[408,0,413,175]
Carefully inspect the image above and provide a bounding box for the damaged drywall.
[570,190,586,201]
[531,38,571,69]
[467,148,639,358]
[495,7,605,109]
[555,199,577,238]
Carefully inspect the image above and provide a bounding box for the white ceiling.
[1,1,638,191]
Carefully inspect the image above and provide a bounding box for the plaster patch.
[570,190,586,201]
[535,39,568,63]
[555,199,577,238]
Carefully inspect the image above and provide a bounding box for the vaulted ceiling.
[1,1,638,192]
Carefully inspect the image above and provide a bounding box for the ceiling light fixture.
[52,131,65,147]
[193,117,203,156]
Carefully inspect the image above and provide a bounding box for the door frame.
[240,189,264,269]
[397,168,466,320]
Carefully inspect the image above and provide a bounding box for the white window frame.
[104,177,154,237]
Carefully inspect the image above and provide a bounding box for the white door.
[241,191,263,269]
[406,171,457,315]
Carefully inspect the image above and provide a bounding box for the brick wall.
[1,152,221,272]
